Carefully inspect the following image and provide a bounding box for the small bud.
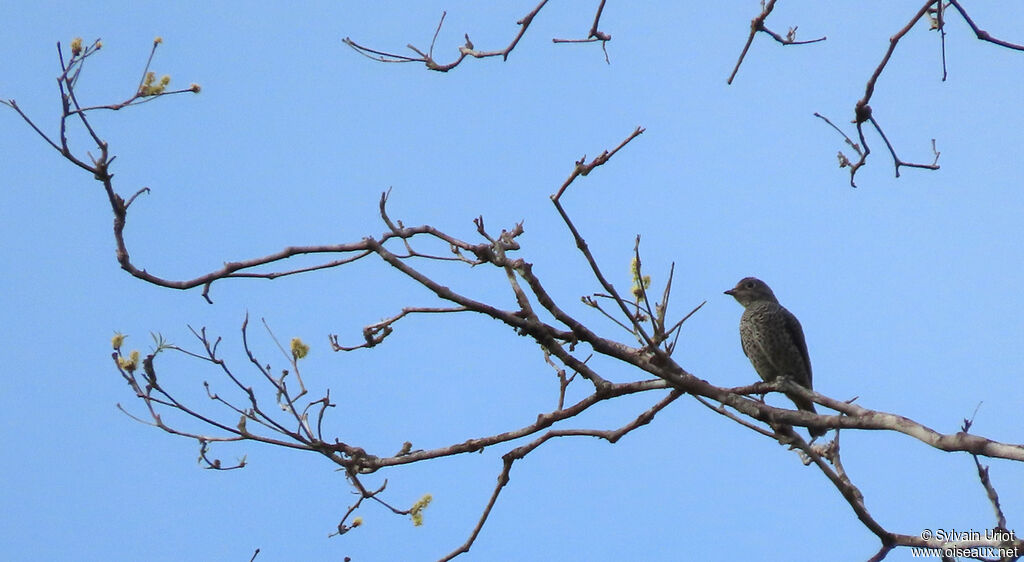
[352,517,363,527]
[189,83,201,93]
[159,75,171,86]
[111,332,125,349]
[154,36,163,45]
[70,37,83,56]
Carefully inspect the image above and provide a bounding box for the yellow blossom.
[410,493,432,527]
[118,350,140,373]
[291,338,309,360]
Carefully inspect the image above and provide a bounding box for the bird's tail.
[788,394,826,438]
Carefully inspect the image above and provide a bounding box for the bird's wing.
[781,307,812,386]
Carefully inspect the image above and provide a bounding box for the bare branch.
[728,0,826,84]
[440,389,682,560]
[551,0,613,64]
[329,306,469,351]
[343,0,612,73]
[947,0,1024,51]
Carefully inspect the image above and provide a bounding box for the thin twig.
[727,0,825,84]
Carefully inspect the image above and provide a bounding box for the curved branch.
[345,1,558,73]
[439,389,682,560]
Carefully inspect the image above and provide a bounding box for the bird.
[725,277,826,438]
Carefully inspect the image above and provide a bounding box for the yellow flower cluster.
[410,493,433,527]
[118,350,141,373]
[290,338,310,360]
[140,72,172,96]
[629,257,651,300]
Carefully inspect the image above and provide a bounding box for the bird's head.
[724,277,779,307]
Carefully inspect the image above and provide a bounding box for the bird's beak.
[724,288,736,296]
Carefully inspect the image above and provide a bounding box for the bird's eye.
[745,281,755,289]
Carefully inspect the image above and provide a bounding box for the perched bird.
[725,277,825,438]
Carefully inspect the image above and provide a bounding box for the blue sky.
[2,2,1023,560]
